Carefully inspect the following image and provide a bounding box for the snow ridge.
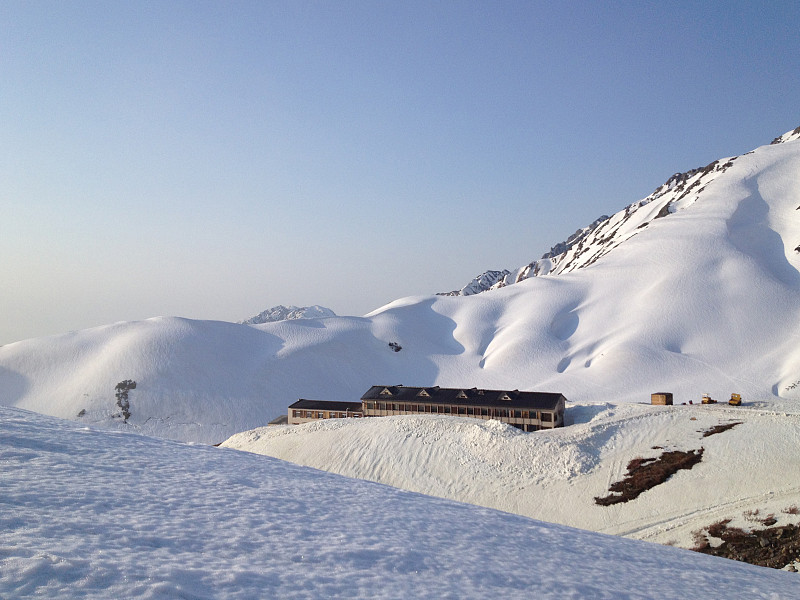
[771,125,800,145]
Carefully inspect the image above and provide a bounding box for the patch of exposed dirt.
[693,518,800,570]
[701,421,743,437]
[595,448,704,506]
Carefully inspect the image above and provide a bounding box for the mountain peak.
[240,305,336,325]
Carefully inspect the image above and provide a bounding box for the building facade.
[288,399,364,425]
[288,386,566,431]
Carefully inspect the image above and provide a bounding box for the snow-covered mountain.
[240,304,336,324]
[4,404,797,598]
[446,124,800,294]
[1,126,799,447]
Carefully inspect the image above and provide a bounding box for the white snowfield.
[1,131,799,445]
[1,405,798,599]
[223,400,800,553]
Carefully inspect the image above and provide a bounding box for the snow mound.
[224,401,800,551]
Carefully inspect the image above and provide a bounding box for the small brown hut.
[651,392,673,405]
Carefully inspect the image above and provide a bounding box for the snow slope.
[223,400,800,555]
[1,405,797,599]
[1,130,799,443]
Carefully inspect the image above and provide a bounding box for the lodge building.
[287,385,566,432]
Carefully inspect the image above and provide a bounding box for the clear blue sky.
[1,0,798,344]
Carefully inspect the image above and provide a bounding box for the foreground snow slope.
[1,406,797,599]
[1,132,799,443]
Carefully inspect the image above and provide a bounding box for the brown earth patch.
[595,448,704,506]
[701,421,743,437]
[693,519,800,570]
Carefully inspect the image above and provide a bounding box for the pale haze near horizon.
[1,1,798,345]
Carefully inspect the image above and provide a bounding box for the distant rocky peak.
[240,305,336,325]
[438,270,511,297]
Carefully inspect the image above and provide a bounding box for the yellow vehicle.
[729,393,742,406]
[701,394,717,404]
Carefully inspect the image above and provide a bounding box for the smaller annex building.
[288,399,364,425]
[288,386,566,431]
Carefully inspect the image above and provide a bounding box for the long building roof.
[360,386,565,410]
[288,399,363,412]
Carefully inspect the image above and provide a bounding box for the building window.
[542,412,552,422]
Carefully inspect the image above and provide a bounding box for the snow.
[222,400,800,551]
[1,404,797,599]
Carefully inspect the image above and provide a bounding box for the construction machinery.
[729,393,742,406]
[701,393,717,404]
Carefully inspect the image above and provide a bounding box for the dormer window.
[417,389,430,397]
[499,393,512,401]
[456,390,468,399]
[380,388,393,396]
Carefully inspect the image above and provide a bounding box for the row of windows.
[292,409,363,419]
[364,402,554,421]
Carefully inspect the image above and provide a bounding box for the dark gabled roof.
[288,399,363,412]
[360,386,565,410]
